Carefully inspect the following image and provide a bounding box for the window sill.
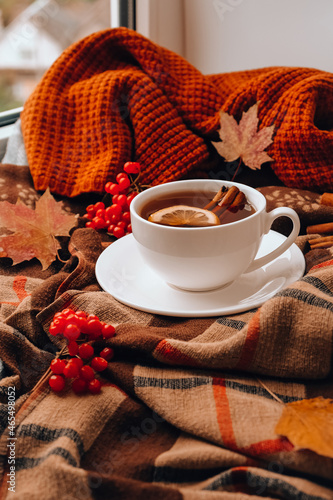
[0,124,14,161]
[0,107,22,161]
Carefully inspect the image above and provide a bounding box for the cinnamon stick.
[204,186,227,211]
[309,235,333,249]
[204,185,247,220]
[217,186,240,208]
[228,191,246,213]
[307,222,333,235]
[212,186,240,217]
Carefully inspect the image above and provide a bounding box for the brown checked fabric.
[20,28,333,197]
[0,164,332,499]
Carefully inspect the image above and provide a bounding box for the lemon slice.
[148,205,220,227]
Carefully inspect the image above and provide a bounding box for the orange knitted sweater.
[20,28,333,197]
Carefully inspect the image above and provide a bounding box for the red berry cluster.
[84,162,143,239]
[48,308,115,395]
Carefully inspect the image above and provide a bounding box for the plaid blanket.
[0,164,332,499]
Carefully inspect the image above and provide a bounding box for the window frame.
[0,107,23,127]
[111,0,136,29]
[0,107,23,160]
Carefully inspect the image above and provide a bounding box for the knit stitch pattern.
[20,28,333,197]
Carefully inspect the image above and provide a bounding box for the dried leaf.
[212,102,275,170]
[0,189,78,270]
[275,397,333,459]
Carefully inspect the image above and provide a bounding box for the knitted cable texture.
[20,28,333,197]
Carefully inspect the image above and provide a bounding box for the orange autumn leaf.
[0,188,78,270]
[212,102,275,170]
[275,397,333,459]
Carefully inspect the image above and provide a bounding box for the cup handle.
[245,207,300,273]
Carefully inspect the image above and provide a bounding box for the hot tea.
[140,186,255,227]
[130,179,300,290]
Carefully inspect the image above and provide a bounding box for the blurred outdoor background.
[0,0,110,111]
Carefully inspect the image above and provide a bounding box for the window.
[0,0,114,114]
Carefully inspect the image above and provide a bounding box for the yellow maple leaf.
[0,189,78,270]
[212,102,275,170]
[275,396,333,459]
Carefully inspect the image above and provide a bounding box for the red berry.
[118,176,131,192]
[72,378,87,394]
[75,310,87,319]
[75,316,87,330]
[53,311,65,320]
[100,347,114,361]
[92,216,107,230]
[102,324,115,339]
[88,378,102,394]
[116,172,128,183]
[65,314,80,325]
[76,317,87,333]
[85,221,95,229]
[68,341,79,356]
[87,314,99,321]
[65,313,80,325]
[80,314,98,334]
[106,204,122,218]
[50,358,66,375]
[80,365,95,382]
[63,323,81,342]
[117,220,127,230]
[127,223,132,233]
[109,213,121,225]
[122,211,131,224]
[50,317,66,334]
[49,324,61,336]
[94,202,105,211]
[63,360,80,379]
[70,357,84,370]
[91,356,108,372]
[126,192,138,205]
[110,183,120,195]
[117,194,128,208]
[78,343,94,359]
[113,226,125,239]
[96,208,106,219]
[105,182,120,195]
[86,204,96,217]
[123,161,141,174]
[49,374,65,392]
[62,308,76,317]
[107,224,116,234]
[85,318,103,338]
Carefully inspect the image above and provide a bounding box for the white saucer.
[95,232,305,317]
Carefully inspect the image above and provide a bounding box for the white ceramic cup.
[130,179,300,291]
